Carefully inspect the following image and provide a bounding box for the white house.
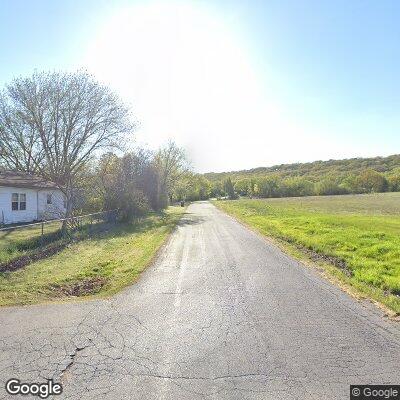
[0,171,66,225]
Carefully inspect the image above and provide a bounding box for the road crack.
[60,343,90,383]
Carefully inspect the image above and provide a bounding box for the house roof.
[0,171,59,190]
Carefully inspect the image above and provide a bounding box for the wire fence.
[0,210,118,269]
[0,209,117,232]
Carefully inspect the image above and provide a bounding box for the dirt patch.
[391,288,400,298]
[276,236,354,277]
[0,223,114,273]
[299,245,353,277]
[49,277,108,297]
[0,241,69,273]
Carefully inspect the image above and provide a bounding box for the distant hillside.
[201,154,400,199]
[204,154,400,182]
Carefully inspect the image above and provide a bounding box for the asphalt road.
[0,202,399,399]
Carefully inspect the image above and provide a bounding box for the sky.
[0,0,399,172]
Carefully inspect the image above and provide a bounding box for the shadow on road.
[177,214,206,227]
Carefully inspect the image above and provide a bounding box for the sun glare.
[85,1,343,171]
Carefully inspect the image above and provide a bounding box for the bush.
[117,189,150,222]
[280,177,314,197]
[315,178,347,196]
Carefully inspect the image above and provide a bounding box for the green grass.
[0,215,115,265]
[0,207,184,306]
[214,193,400,314]
[0,221,62,264]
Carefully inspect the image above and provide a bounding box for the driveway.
[0,202,399,399]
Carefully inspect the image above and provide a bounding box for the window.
[47,194,52,205]
[11,193,26,211]
[11,193,19,211]
[20,194,26,210]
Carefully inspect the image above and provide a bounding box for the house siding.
[0,187,66,225]
[37,190,66,220]
[0,187,38,224]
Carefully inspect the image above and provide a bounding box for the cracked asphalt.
[0,201,399,399]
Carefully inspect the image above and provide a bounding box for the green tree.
[95,151,156,221]
[256,176,280,198]
[315,178,346,196]
[224,178,238,199]
[173,173,211,202]
[356,169,388,193]
[234,179,250,196]
[211,181,224,198]
[387,168,400,192]
[340,174,360,194]
[154,141,188,209]
[280,177,314,197]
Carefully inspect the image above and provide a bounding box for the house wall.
[0,187,66,225]
[0,187,39,224]
[37,189,66,220]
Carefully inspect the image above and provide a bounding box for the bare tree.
[0,100,44,172]
[0,70,134,222]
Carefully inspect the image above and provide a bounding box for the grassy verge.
[213,193,400,315]
[0,207,184,306]
[0,221,62,265]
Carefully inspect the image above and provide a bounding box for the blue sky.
[0,0,399,172]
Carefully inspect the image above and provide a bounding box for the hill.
[204,154,400,182]
[202,154,400,198]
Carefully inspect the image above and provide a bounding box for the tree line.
[229,168,399,198]
[201,155,400,199]
[172,156,400,201]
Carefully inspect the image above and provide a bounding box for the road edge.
[211,200,400,322]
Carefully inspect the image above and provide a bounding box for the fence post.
[41,221,44,245]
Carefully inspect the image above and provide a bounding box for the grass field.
[214,193,400,314]
[0,207,184,306]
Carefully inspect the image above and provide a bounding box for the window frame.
[11,193,27,211]
[19,193,26,210]
[11,193,19,211]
